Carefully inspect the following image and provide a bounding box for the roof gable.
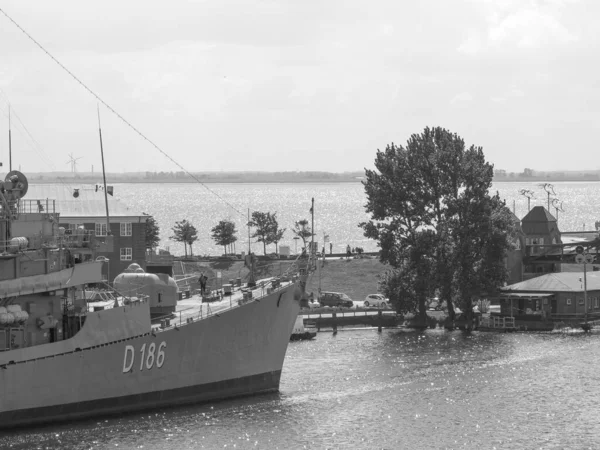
[502,271,600,293]
[522,206,556,223]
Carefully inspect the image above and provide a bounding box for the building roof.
[509,211,521,224]
[520,206,560,236]
[498,292,553,298]
[522,206,556,223]
[26,184,144,219]
[502,271,600,293]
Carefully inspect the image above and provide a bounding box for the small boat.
[290,316,317,341]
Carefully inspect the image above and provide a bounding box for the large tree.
[211,220,238,255]
[361,126,516,329]
[143,213,160,250]
[170,219,199,257]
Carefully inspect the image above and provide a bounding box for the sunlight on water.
[113,182,373,256]
[5,329,600,449]
[111,181,600,256]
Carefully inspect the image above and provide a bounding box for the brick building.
[27,184,148,282]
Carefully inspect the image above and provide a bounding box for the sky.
[0,0,599,174]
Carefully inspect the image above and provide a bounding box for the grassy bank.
[306,257,385,301]
[179,257,386,301]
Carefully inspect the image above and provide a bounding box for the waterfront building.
[499,271,600,320]
[27,184,147,282]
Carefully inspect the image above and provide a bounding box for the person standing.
[330,242,333,255]
[202,274,208,295]
[346,244,351,259]
[199,272,206,295]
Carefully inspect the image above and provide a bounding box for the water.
[4,180,600,449]
[111,180,600,257]
[3,329,600,449]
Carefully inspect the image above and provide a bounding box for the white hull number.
[123,341,166,373]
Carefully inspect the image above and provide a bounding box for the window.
[69,223,83,230]
[567,298,572,305]
[95,223,107,237]
[120,248,132,261]
[120,222,132,236]
[596,297,599,308]
[579,297,584,305]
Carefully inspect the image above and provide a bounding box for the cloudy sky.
[0,0,598,174]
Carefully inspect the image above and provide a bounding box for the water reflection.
[4,329,600,449]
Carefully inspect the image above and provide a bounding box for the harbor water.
[110,180,600,257]
[3,328,600,449]
[3,180,600,449]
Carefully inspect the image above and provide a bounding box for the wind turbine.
[519,189,535,212]
[66,153,83,173]
[539,183,556,211]
[551,198,564,222]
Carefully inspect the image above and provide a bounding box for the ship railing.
[16,199,57,214]
[154,277,296,331]
[281,252,314,280]
[36,231,95,250]
[480,316,516,329]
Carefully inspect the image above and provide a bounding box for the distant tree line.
[494,168,600,180]
[142,171,364,182]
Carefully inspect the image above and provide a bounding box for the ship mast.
[8,104,12,171]
[97,106,110,235]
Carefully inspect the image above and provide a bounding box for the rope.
[0,7,245,219]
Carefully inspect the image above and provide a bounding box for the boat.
[290,316,317,341]
[0,170,311,428]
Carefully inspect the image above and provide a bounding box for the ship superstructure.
[0,171,309,428]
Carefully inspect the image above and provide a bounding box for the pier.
[300,309,400,332]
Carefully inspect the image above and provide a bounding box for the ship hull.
[2,370,281,427]
[0,281,302,429]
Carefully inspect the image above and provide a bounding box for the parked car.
[319,291,354,308]
[364,294,389,308]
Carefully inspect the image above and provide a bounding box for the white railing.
[480,316,516,329]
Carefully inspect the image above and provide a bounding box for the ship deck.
[153,277,295,332]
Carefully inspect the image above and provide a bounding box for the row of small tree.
[144,213,315,257]
[212,213,314,255]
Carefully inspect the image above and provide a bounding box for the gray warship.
[0,171,308,428]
